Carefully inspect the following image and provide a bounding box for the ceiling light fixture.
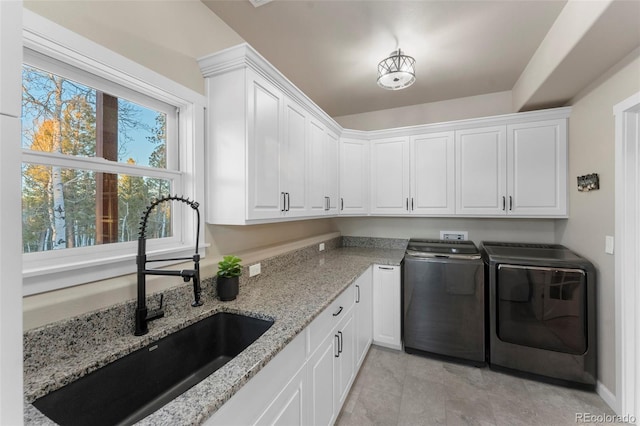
[377,48,416,90]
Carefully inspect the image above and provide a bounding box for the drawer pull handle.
[332,306,343,316]
[335,334,340,357]
[378,266,393,270]
[356,285,360,303]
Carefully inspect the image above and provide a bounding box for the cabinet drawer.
[308,284,355,355]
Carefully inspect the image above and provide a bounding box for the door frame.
[614,91,640,419]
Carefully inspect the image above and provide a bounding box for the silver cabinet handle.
[281,192,286,212]
[337,331,343,354]
[335,334,340,358]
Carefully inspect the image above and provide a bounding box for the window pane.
[21,65,97,154]
[22,163,172,253]
[21,65,167,169]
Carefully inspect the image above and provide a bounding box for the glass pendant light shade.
[377,49,416,90]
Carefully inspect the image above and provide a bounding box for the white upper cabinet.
[507,119,567,216]
[282,97,308,217]
[456,119,567,217]
[307,118,339,216]
[410,131,455,215]
[325,131,340,214]
[199,45,341,224]
[339,138,369,215]
[370,132,455,216]
[456,126,507,216]
[200,44,570,222]
[370,137,411,214]
[246,71,284,221]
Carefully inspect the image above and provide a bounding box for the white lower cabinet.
[308,331,336,426]
[354,267,373,368]
[205,267,374,425]
[255,363,308,425]
[372,264,402,350]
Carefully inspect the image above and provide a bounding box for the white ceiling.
[202,0,640,118]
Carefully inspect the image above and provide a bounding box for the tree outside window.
[21,65,173,253]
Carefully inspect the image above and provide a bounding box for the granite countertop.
[24,246,405,425]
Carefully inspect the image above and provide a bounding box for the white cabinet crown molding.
[198,43,342,136]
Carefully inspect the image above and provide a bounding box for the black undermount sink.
[33,312,274,426]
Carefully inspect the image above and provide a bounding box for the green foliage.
[217,255,243,278]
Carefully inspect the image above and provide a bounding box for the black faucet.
[135,195,202,336]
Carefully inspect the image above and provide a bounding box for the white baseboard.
[597,380,620,414]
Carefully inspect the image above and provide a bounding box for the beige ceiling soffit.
[511,0,613,112]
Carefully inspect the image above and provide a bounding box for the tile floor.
[336,346,621,426]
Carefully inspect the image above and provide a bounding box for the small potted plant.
[216,255,242,301]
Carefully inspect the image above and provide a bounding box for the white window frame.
[22,10,206,295]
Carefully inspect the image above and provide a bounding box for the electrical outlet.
[319,243,325,251]
[249,263,261,277]
[440,231,468,241]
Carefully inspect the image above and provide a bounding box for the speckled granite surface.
[24,240,404,425]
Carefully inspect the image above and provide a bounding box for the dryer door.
[496,264,587,355]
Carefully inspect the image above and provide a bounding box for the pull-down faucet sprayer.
[135,195,202,336]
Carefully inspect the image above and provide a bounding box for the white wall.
[334,91,513,131]
[556,49,640,396]
[24,0,244,94]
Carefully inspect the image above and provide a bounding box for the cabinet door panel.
[283,100,307,216]
[308,120,326,214]
[255,364,307,426]
[370,138,410,214]
[355,267,373,368]
[508,120,567,216]
[335,313,355,410]
[455,126,507,215]
[339,139,369,215]
[411,132,455,214]
[308,335,335,426]
[247,76,282,219]
[372,265,401,350]
[325,131,340,213]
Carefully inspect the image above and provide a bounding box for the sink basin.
[33,312,274,426]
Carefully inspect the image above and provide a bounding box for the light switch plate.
[319,243,325,251]
[249,263,261,277]
[605,236,614,254]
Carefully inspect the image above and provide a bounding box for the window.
[22,11,206,295]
